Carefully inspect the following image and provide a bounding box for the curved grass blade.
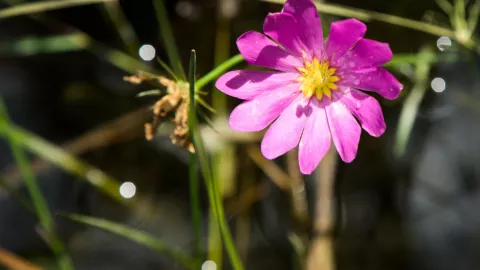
[64,214,196,270]
[0,99,74,270]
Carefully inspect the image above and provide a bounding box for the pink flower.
[215,0,403,174]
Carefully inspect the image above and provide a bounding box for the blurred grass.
[64,214,197,270]
[394,47,435,156]
[0,0,112,20]
[153,0,186,80]
[0,99,74,270]
[100,0,140,56]
[0,121,127,204]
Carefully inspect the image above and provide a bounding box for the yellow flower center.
[297,57,340,100]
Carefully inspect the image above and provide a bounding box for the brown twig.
[0,247,43,270]
[245,144,290,191]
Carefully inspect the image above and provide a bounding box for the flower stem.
[188,50,203,268]
[195,54,244,90]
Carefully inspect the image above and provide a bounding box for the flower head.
[215,0,403,174]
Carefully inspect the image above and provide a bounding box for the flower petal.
[326,100,361,163]
[263,12,305,57]
[298,99,331,174]
[326,19,366,65]
[282,0,323,58]
[216,70,299,100]
[261,95,310,159]
[237,31,302,72]
[229,83,300,132]
[339,88,386,137]
[338,67,403,100]
[337,38,392,71]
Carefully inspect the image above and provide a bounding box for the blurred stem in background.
[153,0,186,80]
[395,46,435,156]
[306,145,338,270]
[0,99,74,270]
[100,0,140,56]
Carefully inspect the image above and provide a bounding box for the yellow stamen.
[297,57,341,101]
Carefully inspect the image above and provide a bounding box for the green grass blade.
[153,0,186,79]
[0,0,113,20]
[188,50,203,268]
[188,50,244,270]
[0,98,74,270]
[64,214,196,270]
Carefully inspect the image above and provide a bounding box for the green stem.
[0,99,74,270]
[188,50,203,267]
[195,54,244,90]
[153,0,186,79]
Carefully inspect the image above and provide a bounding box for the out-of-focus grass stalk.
[262,0,480,54]
[101,0,140,56]
[153,0,186,80]
[65,214,197,270]
[286,150,309,270]
[306,145,338,270]
[0,121,126,203]
[1,0,154,74]
[0,99,74,270]
[195,54,244,90]
[188,50,245,270]
[394,47,434,156]
[188,50,203,268]
[0,0,112,20]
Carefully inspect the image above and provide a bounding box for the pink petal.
[229,83,300,132]
[282,0,323,59]
[339,88,386,137]
[326,19,366,65]
[263,12,306,57]
[298,99,331,174]
[326,100,361,163]
[338,67,403,100]
[261,95,310,159]
[215,70,299,100]
[337,39,392,71]
[237,31,302,72]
